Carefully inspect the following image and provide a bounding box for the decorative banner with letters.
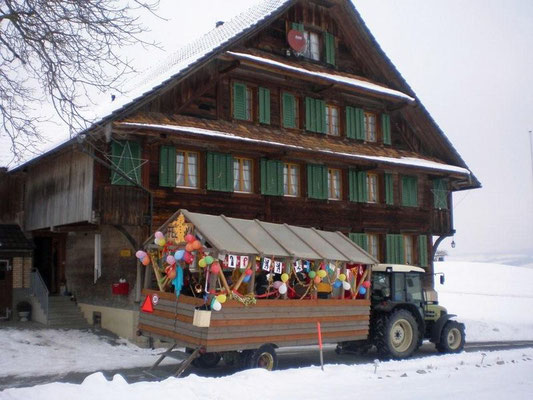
[227,254,238,269]
[293,260,303,273]
[262,257,272,271]
[240,255,249,269]
[273,261,283,274]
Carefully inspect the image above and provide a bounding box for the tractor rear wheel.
[436,320,465,353]
[246,344,278,371]
[375,309,419,359]
[192,352,221,368]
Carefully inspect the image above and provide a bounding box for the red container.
[112,282,129,295]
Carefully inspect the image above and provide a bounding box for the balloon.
[314,276,321,284]
[245,268,253,276]
[243,275,251,283]
[210,262,221,274]
[362,281,371,289]
[211,300,222,311]
[142,256,150,266]
[338,273,346,282]
[333,280,342,288]
[308,271,316,279]
[192,240,202,251]
[166,255,176,265]
[167,269,176,280]
[185,234,195,243]
[185,243,194,252]
[198,258,207,268]
[342,281,351,290]
[183,252,194,264]
[205,256,214,265]
[154,231,164,239]
[359,287,367,295]
[216,294,227,304]
[135,250,146,259]
[279,283,287,295]
[273,281,283,289]
[174,250,185,261]
[155,238,165,246]
[317,270,327,279]
[281,273,289,283]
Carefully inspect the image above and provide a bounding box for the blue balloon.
[243,275,251,283]
[174,250,185,261]
[359,286,367,295]
[333,280,342,288]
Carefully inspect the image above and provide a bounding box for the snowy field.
[1,260,533,399]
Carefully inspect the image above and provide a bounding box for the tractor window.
[393,273,405,302]
[406,273,423,302]
[371,272,390,300]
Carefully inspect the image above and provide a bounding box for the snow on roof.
[227,51,416,102]
[87,0,292,126]
[119,121,471,176]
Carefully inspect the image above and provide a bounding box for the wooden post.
[150,254,165,292]
[218,269,232,294]
[248,255,256,295]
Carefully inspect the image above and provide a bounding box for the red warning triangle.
[141,295,153,313]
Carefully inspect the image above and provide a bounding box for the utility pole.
[530,130,533,185]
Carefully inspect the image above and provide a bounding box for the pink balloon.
[210,262,221,274]
[273,281,283,289]
[166,255,176,265]
[135,250,146,259]
[185,234,195,243]
[154,231,164,239]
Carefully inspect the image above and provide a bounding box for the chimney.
[216,21,224,28]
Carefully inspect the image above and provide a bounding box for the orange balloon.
[192,240,202,251]
[142,256,150,266]
[185,243,194,252]
[167,269,176,280]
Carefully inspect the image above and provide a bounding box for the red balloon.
[210,262,221,274]
[185,234,195,243]
[183,252,194,264]
[362,281,371,289]
[245,269,253,276]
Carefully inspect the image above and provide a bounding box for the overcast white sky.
[2,0,532,257]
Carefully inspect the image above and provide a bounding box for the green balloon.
[205,256,214,265]
[308,271,316,279]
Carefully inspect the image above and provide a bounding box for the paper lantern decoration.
[216,294,227,304]
[166,255,176,265]
[198,258,207,268]
[279,283,287,295]
[317,270,327,279]
[210,262,221,274]
[338,273,346,282]
[185,234,195,243]
[281,273,289,283]
[362,281,371,289]
[359,286,367,295]
[142,256,150,266]
[174,250,185,261]
[154,231,164,239]
[309,271,316,279]
[342,281,351,290]
[205,256,214,265]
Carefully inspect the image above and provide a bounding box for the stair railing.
[30,269,49,318]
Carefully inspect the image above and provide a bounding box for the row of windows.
[350,233,429,267]
[112,141,448,209]
[233,82,391,144]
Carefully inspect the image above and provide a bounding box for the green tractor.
[338,264,465,359]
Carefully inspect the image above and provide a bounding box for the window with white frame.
[367,173,378,203]
[283,163,300,197]
[404,235,414,265]
[364,112,377,142]
[325,104,340,136]
[303,31,320,61]
[328,168,341,200]
[368,234,379,260]
[176,151,199,188]
[233,157,253,193]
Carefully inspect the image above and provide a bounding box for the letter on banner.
[293,259,303,273]
[240,255,249,268]
[262,257,272,271]
[228,254,238,269]
[274,261,283,274]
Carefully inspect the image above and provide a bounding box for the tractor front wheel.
[246,344,278,371]
[436,320,465,353]
[375,309,419,359]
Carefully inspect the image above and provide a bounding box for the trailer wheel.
[247,344,278,371]
[192,352,221,368]
[375,309,419,359]
[436,320,465,353]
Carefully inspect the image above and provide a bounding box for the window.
[364,112,377,142]
[111,140,141,186]
[328,168,341,200]
[368,234,379,260]
[206,152,233,192]
[282,92,299,128]
[349,233,367,250]
[305,97,326,133]
[233,82,252,121]
[433,178,448,209]
[283,163,300,197]
[233,157,253,193]
[367,173,378,203]
[303,30,320,61]
[401,176,418,207]
[176,151,199,188]
[404,235,414,265]
[326,104,340,136]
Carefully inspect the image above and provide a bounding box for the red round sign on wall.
[287,29,306,52]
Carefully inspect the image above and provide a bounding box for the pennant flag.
[141,295,154,313]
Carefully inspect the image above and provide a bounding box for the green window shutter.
[382,114,391,145]
[324,32,336,66]
[433,179,448,209]
[402,176,418,207]
[260,159,283,196]
[318,99,326,133]
[111,141,141,186]
[348,169,368,202]
[418,235,428,267]
[305,97,314,132]
[233,82,247,120]
[159,146,176,187]
[349,233,368,251]
[307,164,327,199]
[348,169,357,201]
[292,22,304,32]
[258,87,271,124]
[384,173,394,205]
[386,234,405,264]
[355,108,365,140]
[305,97,326,133]
[207,152,234,192]
[282,93,296,128]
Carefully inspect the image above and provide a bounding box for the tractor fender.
[430,314,457,343]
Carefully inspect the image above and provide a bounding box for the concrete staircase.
[47,296,91,329]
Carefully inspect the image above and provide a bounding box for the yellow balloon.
[198,258,207,268]
[338,273,346,282]
[216,294,227,304]
[281,273,289,283]
[317,270,327,278]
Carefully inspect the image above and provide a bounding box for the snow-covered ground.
[1,260,533,399]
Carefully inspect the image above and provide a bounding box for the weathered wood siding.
[25,150,93,230]
[139,289,370,352]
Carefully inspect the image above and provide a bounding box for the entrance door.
[33,235,65,294]
[0,259,13,317]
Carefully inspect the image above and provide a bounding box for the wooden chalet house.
[1,0,479,339]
